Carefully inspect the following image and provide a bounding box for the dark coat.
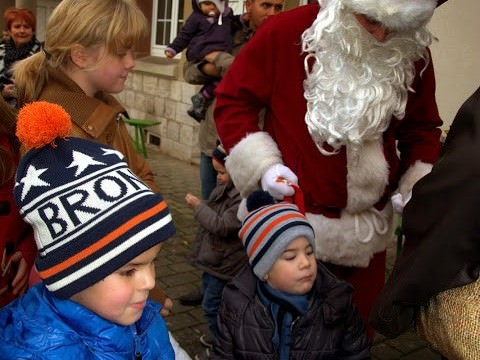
[192,180,248,281]
[214,262,371,359]
[166,0,239,62]
[369,86,480,338]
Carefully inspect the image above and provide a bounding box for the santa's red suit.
[214,1,443,333]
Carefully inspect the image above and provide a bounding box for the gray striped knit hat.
[239,202,315,279]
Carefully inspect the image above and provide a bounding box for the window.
[151,0,185,56]
[151,0,245,57]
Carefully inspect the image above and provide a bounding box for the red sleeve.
[214,18,277,153]
[396,49,443,173]
[16,226,37,270]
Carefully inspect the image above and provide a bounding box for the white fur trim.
[341,0,436,31]
[307,204,395,267]
[397,160,433,197]
[237,198,249,222]
[225,132,283,198]
[345,141,389,213]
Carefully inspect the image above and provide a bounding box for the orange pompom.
[16,101,72,150]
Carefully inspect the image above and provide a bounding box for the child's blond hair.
[14,0,147,106]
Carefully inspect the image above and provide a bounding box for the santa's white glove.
[261,164,298,200]
[391,191,412,214]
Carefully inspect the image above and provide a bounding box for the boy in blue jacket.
[0,102,177,359]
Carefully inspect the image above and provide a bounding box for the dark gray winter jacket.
[192,180,247,280]
[214,263,371,359]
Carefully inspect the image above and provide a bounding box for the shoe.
[199,334,213,349]
[179,288,203,306]
[187,93,207,122]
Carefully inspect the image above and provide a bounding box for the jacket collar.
[39,284,160,349]
[40,66,126,139]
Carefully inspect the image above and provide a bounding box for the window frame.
[151,0,184,57]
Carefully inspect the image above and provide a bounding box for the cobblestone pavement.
[147,149,442,360]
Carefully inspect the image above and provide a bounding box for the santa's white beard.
[302,0,433,155]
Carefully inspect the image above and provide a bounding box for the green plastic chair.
[122,118,160,158]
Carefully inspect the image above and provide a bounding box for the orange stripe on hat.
[39,201,167,279]
[239,203,292,239]
[248,212,306,257]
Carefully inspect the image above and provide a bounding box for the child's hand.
[185,193,200,209]
[164,50,175,59]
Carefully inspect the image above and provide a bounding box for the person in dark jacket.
[369,85,480,341]
[165,0,239,121]
[185,144,248,348]
[0,102,177,359]
[214,192,370,359]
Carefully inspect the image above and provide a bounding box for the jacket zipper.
[130,324,142,360]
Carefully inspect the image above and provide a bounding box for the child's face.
[212,158,230,185]
[199,1,219,16]
[73,44,136,97]
[70,244,162,326]
[264,237,317,295]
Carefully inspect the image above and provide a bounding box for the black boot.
[187,93,208,122]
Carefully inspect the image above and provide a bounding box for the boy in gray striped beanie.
[239,196,316,287]
[214,191,370,358]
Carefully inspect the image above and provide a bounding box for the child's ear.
[70,44,89,69]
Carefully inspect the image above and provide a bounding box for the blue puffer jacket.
[0,283,174,359]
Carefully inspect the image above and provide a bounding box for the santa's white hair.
[301,0,434,156]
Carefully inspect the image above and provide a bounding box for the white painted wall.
[428,0,480,128]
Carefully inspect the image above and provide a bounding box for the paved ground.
[147,149,442,360]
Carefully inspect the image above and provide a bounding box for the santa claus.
[214,0,444,333]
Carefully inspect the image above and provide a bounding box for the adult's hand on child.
[160,297,174,316]
[261,164,298,200]
[10,251,29,296]
[185,193,201,209]
[204,51,221,63]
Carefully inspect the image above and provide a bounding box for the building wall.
[428,0,480,128]
[115,60,201,164]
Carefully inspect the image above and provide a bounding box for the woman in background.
[0,7,41,105]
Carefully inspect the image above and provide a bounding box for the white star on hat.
[19,165,50,201]
[102,148,125,160]
[67,150,106,177]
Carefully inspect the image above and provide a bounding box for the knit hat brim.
[240,202,315,279]
[252,223,315,279]
[36,195,175,298]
